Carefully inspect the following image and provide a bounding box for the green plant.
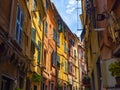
[31,72,42,82]
[82,75,90,84]
[109,61,120,77]
[15,88,22,90]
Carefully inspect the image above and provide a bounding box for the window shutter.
[58,21,63,32]
[53,29,57,41]
[52,51,56,66]
[57,55,60,68]
[45,21,48,35]
[31,28,36,43]
[37,51,40,62]
[64,42,66,52]
[57,34,60,46]
[37,41,41,62]
[74,50,76,58]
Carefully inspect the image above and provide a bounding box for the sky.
[51,0,83,38]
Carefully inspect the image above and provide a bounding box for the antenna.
[76,0,82,31]
[76,0,83,40]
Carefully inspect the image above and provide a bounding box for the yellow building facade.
[57,21,69,89]
[27,0,46,90]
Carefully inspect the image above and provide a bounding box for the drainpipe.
[8,0,14,39]
[41,18,45,89]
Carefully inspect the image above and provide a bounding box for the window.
[41,83,45,90]
[37,41,41,62]
[44,21,48,36]
[15,4,24,45]
[57,34,60,46]
[44,50,47,67]
[53,29,57,41]
[68,62,72,74]
[64,29,66,39]
[19,76,24,89]
[63,83,67,90]
[45,0,48,10]
[58,21,62,32]
[50,83,54,90]
[34,85,37,90]
[68,45,70,55]
[1,76,13,90]
[57,55,60,68]
[26,78,30,90]
[31,40,35,57]
[82,65,85,76]
[74,50,76,59]
[33,0,37,10]
[64,41,67,53]
[51,50,56,66]
[45,85,48,90]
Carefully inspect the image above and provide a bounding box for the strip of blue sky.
[51,0,83,38]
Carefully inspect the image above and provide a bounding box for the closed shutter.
[31,28,36,43]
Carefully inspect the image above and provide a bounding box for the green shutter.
[31,28,36,42]
[37,51,40,62]
[37,41,41,62]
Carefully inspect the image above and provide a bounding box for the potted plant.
[31,72,42,82]
[109,61,120,87]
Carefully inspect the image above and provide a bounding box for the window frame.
[15,4,24,46]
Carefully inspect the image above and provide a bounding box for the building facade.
[0,0,31,90]
[0,0,85,90]
[81,0,120,90]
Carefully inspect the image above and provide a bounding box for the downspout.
[8,0,14,39]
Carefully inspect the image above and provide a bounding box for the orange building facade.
[41,0,57,90]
